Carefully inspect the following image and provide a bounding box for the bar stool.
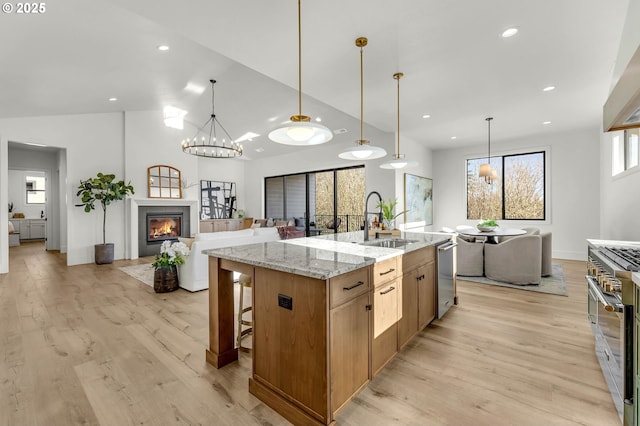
[237,273,253,352]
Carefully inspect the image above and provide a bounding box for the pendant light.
[339,37,387,160]
[380,72,416,169]
[268,0,333,146]
[181,79,243,158]
[479,117,497,183]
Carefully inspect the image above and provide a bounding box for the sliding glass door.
[264,166,364,236]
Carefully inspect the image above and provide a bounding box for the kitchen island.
[204,231,452,425]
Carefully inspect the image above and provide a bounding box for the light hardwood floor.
[1,242,620,425]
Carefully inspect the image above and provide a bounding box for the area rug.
[458,263,567,296]
[119,264,154,287]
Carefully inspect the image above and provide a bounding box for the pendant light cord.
[486,117,493,161]
[396,74,400,155]
[297,0,302,117]
[360,42,364,141]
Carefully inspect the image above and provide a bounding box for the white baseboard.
[553,250,585,261]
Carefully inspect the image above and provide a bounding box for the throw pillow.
[294,217,306,227]
[254,219,267,227]
[275,220,288,227]
[8,221,15,233]
[266,218,274,227]
[178,237,195,250]
[250,223,261,229]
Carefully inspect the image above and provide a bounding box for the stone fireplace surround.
[127,198,199,260]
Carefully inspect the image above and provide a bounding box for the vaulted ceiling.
[0,0,629,158]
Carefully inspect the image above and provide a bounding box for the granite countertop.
[204,231,452,280]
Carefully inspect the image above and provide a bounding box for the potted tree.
[76,173,135,264]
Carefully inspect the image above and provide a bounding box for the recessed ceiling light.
[451,136,457,140]
[542,121,551,125]
[422,114,431,119]
[108,97,117,102]
[315,117,322,122]
[333,128,348,134]
[255,147,265,153]
[542,85,556,92]
[157,45,170,51]
[501,27,519,38]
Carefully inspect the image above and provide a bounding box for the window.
[26,175,46,204]
[467,151,545,221]
[612,129,639,176]
[264,166,365,235]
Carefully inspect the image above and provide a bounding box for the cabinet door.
[29,220,46,239]
[226,219,240,231]
[330,292,370,414]
[212,220,227,232]
[398,268,420,348]
[418,261,436,329]
[372,279,399,376]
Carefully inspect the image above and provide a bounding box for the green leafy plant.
[376,198,408,221]
[76,173,135,245]
[478,219,499,227]
[152,240,190,269]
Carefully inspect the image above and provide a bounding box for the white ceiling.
[0,0,629,158]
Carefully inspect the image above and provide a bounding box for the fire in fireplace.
[147,213,183,243]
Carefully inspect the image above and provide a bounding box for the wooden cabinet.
[330,291,370,415]
[199,219,242,233]
[9,218,46,240]
[398,267,420,348]
[250,265,371,425]
[371,256,399,376]
[418,260,436,329]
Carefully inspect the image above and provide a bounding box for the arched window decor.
[148,165,182,199]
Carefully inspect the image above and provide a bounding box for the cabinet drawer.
[402,246,435,273]
[372,257,398,287]
[330,267,369,308]
[373,278,399,339]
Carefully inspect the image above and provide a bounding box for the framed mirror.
[200,180,236,219]
[148,165,182,199]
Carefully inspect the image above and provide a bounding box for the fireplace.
[137,205,191,257]
[147,213,183,243]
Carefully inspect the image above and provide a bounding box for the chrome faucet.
[364,191,383,241]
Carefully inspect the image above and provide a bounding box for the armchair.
[484,235,542,285]
[456,235,484,277]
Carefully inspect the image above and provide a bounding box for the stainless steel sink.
[360,238,419,248]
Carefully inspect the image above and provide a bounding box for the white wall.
[600,130,640,241]
[0,113,124,267]
[433,127,601,260]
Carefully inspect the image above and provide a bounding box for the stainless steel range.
[587,239,640,426]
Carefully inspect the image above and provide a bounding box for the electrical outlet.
[278,293,293,310]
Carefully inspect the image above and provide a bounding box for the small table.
[458,227,526,244]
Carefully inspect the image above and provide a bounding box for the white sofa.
[178,227,281,292]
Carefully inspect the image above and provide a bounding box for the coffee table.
[458,227,526,244]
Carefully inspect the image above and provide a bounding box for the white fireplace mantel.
[127,198,199,260]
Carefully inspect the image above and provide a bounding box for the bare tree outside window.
[467,151,545,221]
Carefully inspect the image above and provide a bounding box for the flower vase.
[383,219,395,231]
[154,265,179,293]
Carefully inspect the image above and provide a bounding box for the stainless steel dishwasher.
[437,240,456,319]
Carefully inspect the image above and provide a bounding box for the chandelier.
[268,0,333,146]
[181,79,243,159]
[478,117,497,183]
[339,37,387,160]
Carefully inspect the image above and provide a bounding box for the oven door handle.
[586,275,623,312]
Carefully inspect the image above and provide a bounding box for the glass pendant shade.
[269,0,332,146]
[339,140,387,160]
[339,37,386,161]
[268,119,333,146]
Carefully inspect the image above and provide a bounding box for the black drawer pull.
[379,268,396,276]
[343,281,365,291]
[380,286,396,295]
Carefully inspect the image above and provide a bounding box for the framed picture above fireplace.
[148,165,182,199]
[201,180,236,219]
